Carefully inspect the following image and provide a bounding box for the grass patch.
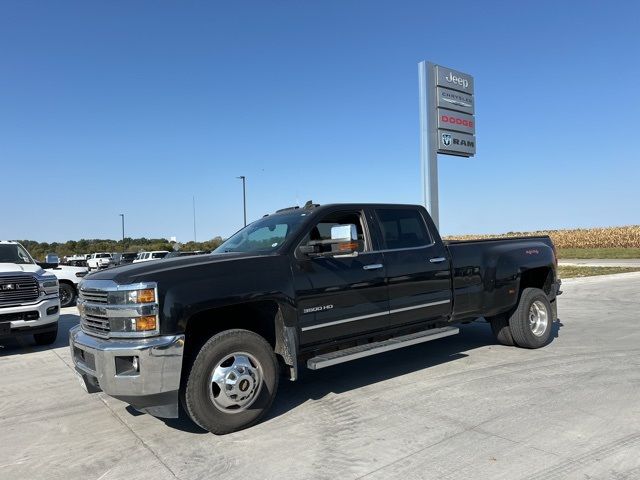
[558,266,640,278]
[557,248,640,259]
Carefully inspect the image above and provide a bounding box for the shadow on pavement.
[0,311,79,356]
[160,319,564,433]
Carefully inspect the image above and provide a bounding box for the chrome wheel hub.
[209,352,263,413]
[529,300,549,337]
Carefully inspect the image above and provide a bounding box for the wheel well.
[58,279,76,291]
[519,267,553,295]
[183,301,281,366]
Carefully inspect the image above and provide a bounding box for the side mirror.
[301,224,359,257]
[45,254,59,267]
[329,224,359,255]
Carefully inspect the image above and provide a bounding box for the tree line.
[16,237,225,261]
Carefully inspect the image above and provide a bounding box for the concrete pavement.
[559,258,640,267]
[2,272,640,479]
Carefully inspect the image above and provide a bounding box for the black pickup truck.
[71,203,561,434]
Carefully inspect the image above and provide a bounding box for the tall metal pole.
[418,61,439,229]
[237,176,247,227]
[192,196,197,242]
[119,214,125,252]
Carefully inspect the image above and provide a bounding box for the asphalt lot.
[2,272,640,480]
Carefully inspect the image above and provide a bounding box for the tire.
[34,324,58,346]
[183,329,279,435]
[59,283,76,308]
[488,314,516,346]
[508,288,553,349]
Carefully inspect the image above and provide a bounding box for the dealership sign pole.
[418,61,475,229]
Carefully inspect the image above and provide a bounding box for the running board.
[306,326,459,370]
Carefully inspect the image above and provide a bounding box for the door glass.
[376,209,431,249]
[299,211,367,254]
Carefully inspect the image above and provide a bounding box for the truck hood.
[0,263,44,275]
[85,252,270,285]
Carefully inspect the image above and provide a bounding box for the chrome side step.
[306,326,459,370]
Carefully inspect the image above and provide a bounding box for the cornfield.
[445,225,640,249]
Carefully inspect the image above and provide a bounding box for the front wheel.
[183,329,279,434]
[508,288,554,348]
[59,283,76,308]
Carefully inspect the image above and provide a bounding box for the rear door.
[292,208,389,346]
[374,207,452,328]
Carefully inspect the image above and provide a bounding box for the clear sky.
[1,1,638,243]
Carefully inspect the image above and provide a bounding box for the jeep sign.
[435,66,474,95]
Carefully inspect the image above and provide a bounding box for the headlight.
[107,288,156,304]
[39,276,59,295]
[110,315,158,334]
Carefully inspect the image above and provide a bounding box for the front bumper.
[69,326,185,418]
[0,298,60,338]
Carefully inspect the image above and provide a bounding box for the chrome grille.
[79,288,108,304]
[79,287,110,337]
[0,275,39,305]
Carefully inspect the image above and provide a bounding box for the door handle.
[429,257,447,263]
[363,263,384,270]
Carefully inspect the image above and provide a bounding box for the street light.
[236,176,247,227]
[119,214,125,251]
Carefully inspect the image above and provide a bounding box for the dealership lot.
[1,273,640,480]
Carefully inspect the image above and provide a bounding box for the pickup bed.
[71,203,561,434]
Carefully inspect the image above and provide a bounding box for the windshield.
[0,244,35,265]
[214,211,309,254]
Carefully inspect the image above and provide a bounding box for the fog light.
[46,306,59,315]
[134,315,157,332]
[115,356,140,375]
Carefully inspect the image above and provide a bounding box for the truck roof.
[268,202,424,217]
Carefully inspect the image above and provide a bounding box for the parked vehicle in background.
[108,252,138,268]
[0,241,60,345]
[65,254,89,267]
[87,253,112,271]
[36,255,87,308]
[132,251,169,263]
[71,202,561,434]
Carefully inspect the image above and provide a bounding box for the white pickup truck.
[87,253,112,271]
[0,241,61,345]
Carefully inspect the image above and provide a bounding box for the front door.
[374,207,452,327]
[293,209,389,346]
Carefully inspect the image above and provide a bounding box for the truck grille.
[79,287,110,337]
[79,288,108,304]
[0,275,39,306]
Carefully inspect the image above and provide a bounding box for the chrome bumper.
[69,325,185,418]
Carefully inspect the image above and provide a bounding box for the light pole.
[236,176,247,227]
[119,214,125,251]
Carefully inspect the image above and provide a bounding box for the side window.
[299,211,367,254]
[376,208,431,249]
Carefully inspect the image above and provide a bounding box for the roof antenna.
[303,200,314,210]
